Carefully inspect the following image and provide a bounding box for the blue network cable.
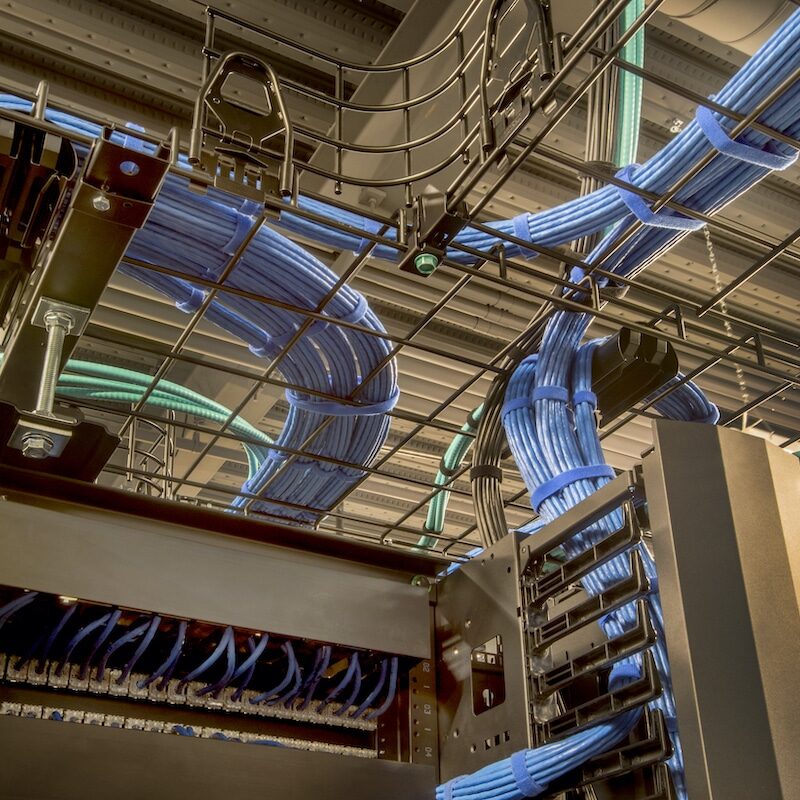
[0,96,399,527]
[248,640,299,706]
[431,11,800,799]
[2,2,797,527]
[231,634,269,701]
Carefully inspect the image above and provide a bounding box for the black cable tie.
[470,464,503,482]
[438,462,459,478]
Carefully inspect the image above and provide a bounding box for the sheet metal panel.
[0,715,434,799]
[0,486,432,658]
[644,420,800,800]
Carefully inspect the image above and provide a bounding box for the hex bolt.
[21,432,55,460]
[92,193,111,212]
[35,310,74,416]
[414,252,439,276]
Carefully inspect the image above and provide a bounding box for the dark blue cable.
[298,645,332,710]
[249,641,297,704]
[333,655,363,717]
[37,604,77,674]
[195,627,237,697]
[318,651,359,713]
[95,617,151,681]
[282,646,323,707]
[56,611,112,677]
[351,657,388,719]
[79,608,121,679]
[0,592,38,636]
[179,626,233,691]
[231,634,269,701]
[118,615,161,685]
[139,619,186,689]
[365,656,399,720]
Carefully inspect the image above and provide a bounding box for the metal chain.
[704,225,750,422]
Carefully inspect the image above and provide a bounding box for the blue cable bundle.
[433,12,800,799]
[0,96,398,525]
[271,8,800,277]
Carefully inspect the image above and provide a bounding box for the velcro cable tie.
[609,662,642,688]
[288,295,370,341]
[470,464,502,482]
[573,390,598,408]
[176,287,206,314]
[615,165,704,232]
[223,209,258,257]
[502,396,533,418]
[339,293,369,325]
[696,105,798,171]
[285,387,399,417]
[248,340,280,360]
[443,775,467,800]
[510,751,545,797]
[439,463,459,479]
[532,385,570,403]
[512,213,538,260]
[531,464,616,512]
[355,217,383,253]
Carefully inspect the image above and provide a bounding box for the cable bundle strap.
[511,751,546,797]
[443,775,467,800]
[176,286,206,313]
[533,386,570,403]
[502,386,569,418]
[223,202,261,255]
[470,464,502,481]
[355,217,383,253]
[531,464,616,512]
[695,105,798,170]
[573,390,598,407]
[614,165,704,232]
[512,213,538,259]
[285,386,399,416]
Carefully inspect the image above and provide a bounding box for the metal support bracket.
[0,126,170,478]
[397,191,469,277]
[190,51,294,201]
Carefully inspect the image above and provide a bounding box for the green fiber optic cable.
[614,0,645,168]
[0,354,272,479]
[418,2,646,547]
[417,404,483,549]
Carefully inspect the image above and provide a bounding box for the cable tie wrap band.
[531,464,616,513]
[443,775,467,800]
[502,386,569,418]
[176,287,206,314]
[470,464,503,482]
[614,165,704,232]
[355,217,383,253]
[696,104,798,171]
[512,213,539,260]
[573,390,598,408]
[285,387,399,417]
[275,295,370,341]
[511,751,546,797]
[223,202,261,256]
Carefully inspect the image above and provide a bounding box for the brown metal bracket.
[189,51,294,201]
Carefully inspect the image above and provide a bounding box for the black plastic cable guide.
[528,548,651,651]
[538,649,662,741]
[521,488,674,799]
[534,599,656,696]
[541,709,675,799]
[591,327,679,427]
[528,506,641,601]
